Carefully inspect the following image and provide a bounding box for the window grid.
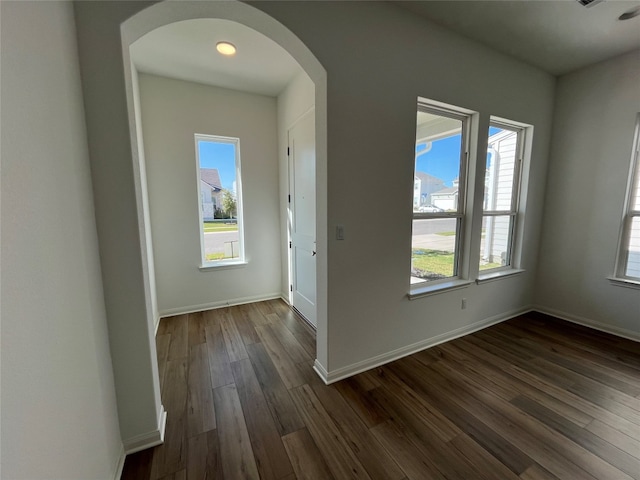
[616,114,640,280]
[479,121,524,272]
[411,102,471,285]
[194,134,245,267]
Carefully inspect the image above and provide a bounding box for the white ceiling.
[130,3,640,93]
[397,0,640,75]
[130,19,302,96]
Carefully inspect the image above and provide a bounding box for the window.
[195,134,244,266]
[479,120,526,272]
[411,101,471,286]
[615,114,640,281]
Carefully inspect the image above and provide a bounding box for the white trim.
[123,407,167,455]
[533,305,640,343]
[613,113,640,280]
[279,294,292,305]
[409,279,472,299]
[113,444,126,480]
[319,305,532,384]
[199,260,248,271]
[476,268,525,284]
[121,0,330,375]
[154,313,161,336]
[195,134,245,266]
[607,276,640,289]
[158,293,281,317]
[313,359,329,384]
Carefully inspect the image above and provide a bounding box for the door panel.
[289,110,316,326]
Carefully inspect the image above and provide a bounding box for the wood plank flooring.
[122,302,640,480]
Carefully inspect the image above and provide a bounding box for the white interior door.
[288,110,316,327]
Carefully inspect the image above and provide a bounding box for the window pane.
[411,218,458,282]
[632,162,640,211]
[198,139,240,262]
[625,217,640,278]
[479,215,513,270]
[484,127,518,212]
[415,111,463,212]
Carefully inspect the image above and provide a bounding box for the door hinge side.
[290,284,293,292]
[289,241,292,248]
[287,147,290,156]
[288,194,291,203]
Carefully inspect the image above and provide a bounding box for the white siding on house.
[482,131,518,264]
[627,218,640,278]
[200,179,218,221]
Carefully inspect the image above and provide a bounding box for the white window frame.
[478,119,527,276]
[612,113,640,285]
[194,134,245,269]
[410,100,473,296]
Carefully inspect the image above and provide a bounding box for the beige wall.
[1,1,122,477]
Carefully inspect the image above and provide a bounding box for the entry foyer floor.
[122,299,640,479]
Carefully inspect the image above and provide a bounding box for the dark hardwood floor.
[122,300,640,479]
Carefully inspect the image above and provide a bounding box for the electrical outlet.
[461,298,467,310]
[336,225,345,240]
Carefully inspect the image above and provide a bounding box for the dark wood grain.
[289,384,372,479]
[213,383,260,479]
[187,343,216,435]
[282,428,335,480]
[204,319,234,389]
[155,334,171,393]
[232,358,294,480]
[246,342,305,436]
[166,314,188,361]
[122,304,640,480]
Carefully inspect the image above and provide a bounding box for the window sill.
[607,276,640,289]
[199,260,247,271]
[408,279,472,300]
[476,268,525,284]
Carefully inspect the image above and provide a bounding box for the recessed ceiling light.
[619,7,640,20]
[216,42,237,56]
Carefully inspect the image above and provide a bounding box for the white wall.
[75,0,165,447]
[256,1,556,374]
[277,71,315,298]
[1,2,122,478]
[536,50,640,338]
[138,74,282,314]
[74,0,555,392]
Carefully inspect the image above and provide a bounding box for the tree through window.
[195,134,244,265]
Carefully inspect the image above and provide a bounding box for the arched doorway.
[120,0,327,453]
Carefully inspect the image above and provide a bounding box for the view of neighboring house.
[430,178,459,211]
[413,171,446,208]
[200,168,223,220]
[482,129,519,266]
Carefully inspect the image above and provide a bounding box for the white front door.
[288,110,316,327]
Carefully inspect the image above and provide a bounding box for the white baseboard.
[158,293,282,318]
[113,444,125,480]
[316,305,533,384]
[313,359,330,384]
[532,304,640,343]
[123,406,167,455]
[154,313,161,335]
